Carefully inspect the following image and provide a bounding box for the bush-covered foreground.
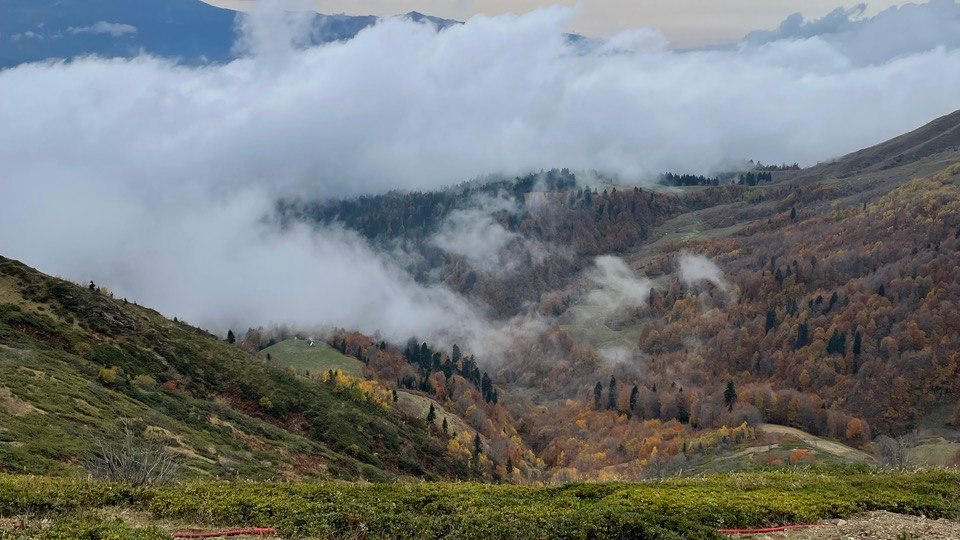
[1,468,959,539]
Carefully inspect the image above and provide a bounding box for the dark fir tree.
[795,322,809,349]
[473,433,482,461]
[827,329,846,355]
[676,388,690,424]
[651,394,661,419]
[629,385,639,412]
[594,381,603,410]
[878,283,886,297]
[724,381,737,411]
[481,372,493,402]
[427,403,436,423]
[226,330,235,344]
[764,309,777,334]
[607,375,618,410]
[442,417,448,434]
[853,330,862,357]
[404,337,419,362]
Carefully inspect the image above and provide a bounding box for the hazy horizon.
[201,0,911,46]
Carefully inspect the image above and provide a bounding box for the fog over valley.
[2,0,960,350]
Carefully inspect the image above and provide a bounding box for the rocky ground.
[733,511,960,539]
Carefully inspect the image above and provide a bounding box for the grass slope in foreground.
[1,468,959,539]
[0,256,463,481]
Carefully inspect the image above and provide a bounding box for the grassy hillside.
[395,390,476,439]
[0,257,468,481]
[672,424,874,475]
[1,469,959,539]
[260,339,364,377]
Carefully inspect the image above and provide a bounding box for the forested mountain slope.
[274,110,960,480]
[491,114,960,478]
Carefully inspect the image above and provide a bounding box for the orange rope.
[719,524,820,534]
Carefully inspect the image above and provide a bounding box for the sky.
[202,0,910,46]
[2,0,960,350]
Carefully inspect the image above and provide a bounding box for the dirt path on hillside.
[728,511,960,539]
[759,424,875,462]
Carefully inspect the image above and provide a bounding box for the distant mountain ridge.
[0,0,459,68]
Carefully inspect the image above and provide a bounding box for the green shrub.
[0,513,167,540]
[98,367,119,385]
[1,465,959,539]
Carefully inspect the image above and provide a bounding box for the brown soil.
[729,511,960,539]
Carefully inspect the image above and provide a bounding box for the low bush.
[0,513,167,540]
[1,468,958,539]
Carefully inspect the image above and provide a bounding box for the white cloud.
[430,196,520,271]
[598,345,634,365]
[678,253,730,293]
[429,193,552,274]
[1,2,959,348]
[585,256,653,311]
[742,0,960,67]
[67,22,138,37]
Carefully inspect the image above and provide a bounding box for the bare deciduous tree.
[87,425,181,486]
[873,434,911,469]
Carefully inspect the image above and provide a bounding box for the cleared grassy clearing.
[395,390,475,437]
[260,339,364,377]
[759,424,874,462]
[558,304,640,352]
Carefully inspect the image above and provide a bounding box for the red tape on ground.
[719,524,820,534]
[171,527,276,538]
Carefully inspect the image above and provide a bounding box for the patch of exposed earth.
[730,511,960,539]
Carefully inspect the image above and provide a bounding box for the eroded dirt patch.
[0,386,42,416]
[733,511,960,539]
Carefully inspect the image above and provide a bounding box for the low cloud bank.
[2,2,959,350]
